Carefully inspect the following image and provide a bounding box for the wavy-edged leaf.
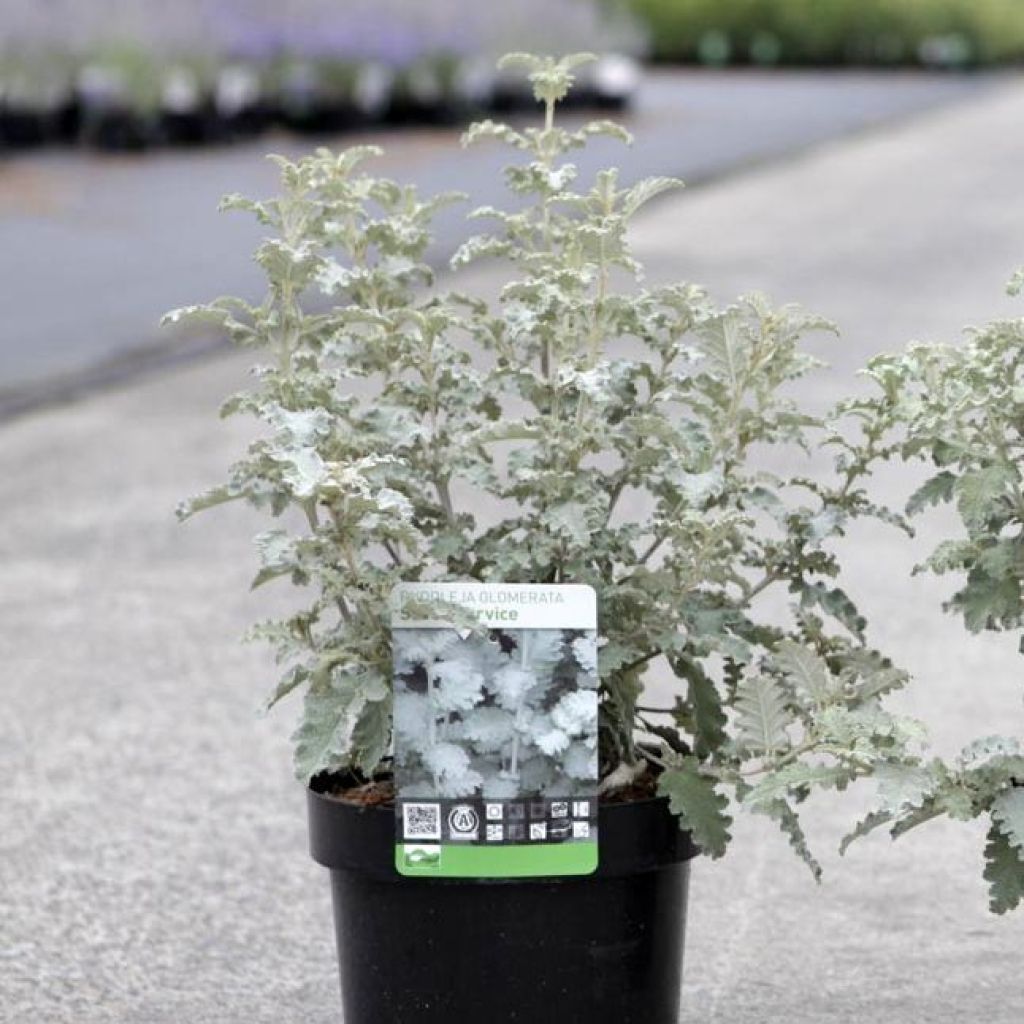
[852,665,910,702]
[547,501,592,546]
[252,529,296,589]
[957,734,1023,769]
[936,783,975,821]
[954,465,1015,532]
[920,539,976,576]
[351,696,392,776]
[496,52,546,73]
[262,664,309,713]
[840,809,894,855]
[758,800,822,881]
[797,582,866,640]
[890,801,942,839]
[557,52,599,73]
[992,787,1024,854]
[658,764,732,858]
[984,822,1024,914]
[672,655,726,758]
[697,310,745,392]
[161,303,229,330]
[774,640,834,706]
[873,763,937,814]
[293,686,364,783]
[744,763,852,810]
[951,570,1023,633]
[816,703,920,752]
[735,674,791,754]
[623,176,685,217]
[576,120,633,145]
[176,484,243,521]
[497,52,597,104]
[906,471,957,516]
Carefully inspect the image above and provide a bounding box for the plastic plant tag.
[391,582,599,878]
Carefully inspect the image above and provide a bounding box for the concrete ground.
[0,68,990,413]
[3,77,1024,1022]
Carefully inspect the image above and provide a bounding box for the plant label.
[391,582,599,877]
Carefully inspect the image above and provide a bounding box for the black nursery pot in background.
[0,99,69,149]
[308,782,698,1024]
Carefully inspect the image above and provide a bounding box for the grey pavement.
[4,76,1024,1023]
[0,68,991,414]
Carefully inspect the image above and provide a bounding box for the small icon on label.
[551,801,569,818]
[572,800,590,818]
[485,824,504,842]
[529,822,548,841]
[549,819,572,841]
[507,803,526,821]
[403,844,441,870]
[448,805,479,840]
[403,802,442,841]
[572,821,591,839]
[507,823,526,842]
[529,802,547,820]
[485,803,504,821]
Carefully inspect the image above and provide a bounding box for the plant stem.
[383,539,403,567]
[743,568,784,606]
[619,650,663,675]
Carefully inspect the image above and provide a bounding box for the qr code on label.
[403,803,442,841]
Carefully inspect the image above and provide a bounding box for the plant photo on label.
[394,626,598,800]
[168,51,930,878]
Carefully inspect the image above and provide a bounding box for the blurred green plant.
[628,0,1024,67]
[0,48,74,109]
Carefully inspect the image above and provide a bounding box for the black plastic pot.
[0,104,61,149]
[78,107,159,151]
[214,66,270,141]
[308,781,698,1024]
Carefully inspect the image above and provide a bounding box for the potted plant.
[213,61,268,141]
[386,52,469,126]
[0,50,76,149]
[76,42,163,151]
[847,270,1024,913]
[169,53,930,1023]
[159,57,219,147]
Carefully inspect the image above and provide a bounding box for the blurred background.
[3,0,1022,154]
[2,0,1022,417]
[5,4,1024,1022]
[0,0,646,152]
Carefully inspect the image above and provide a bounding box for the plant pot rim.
[308,778,699,882]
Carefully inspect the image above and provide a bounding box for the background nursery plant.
[171,52,929,875]
[854,270,1024,912]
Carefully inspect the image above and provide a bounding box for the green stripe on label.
[396,842,598,878]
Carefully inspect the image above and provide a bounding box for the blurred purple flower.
[0,0,645,78]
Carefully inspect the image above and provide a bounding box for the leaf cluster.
[854,272,1024,911]
[173,53,923,878]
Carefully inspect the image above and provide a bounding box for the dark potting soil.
[324,766,659,808]
[330,778,397,807]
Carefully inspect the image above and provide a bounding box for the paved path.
[0,69,990,414]
[3,77,1024,1023]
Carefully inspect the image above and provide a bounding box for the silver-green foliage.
[171,53,924,875]
[855,272,1024,912]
